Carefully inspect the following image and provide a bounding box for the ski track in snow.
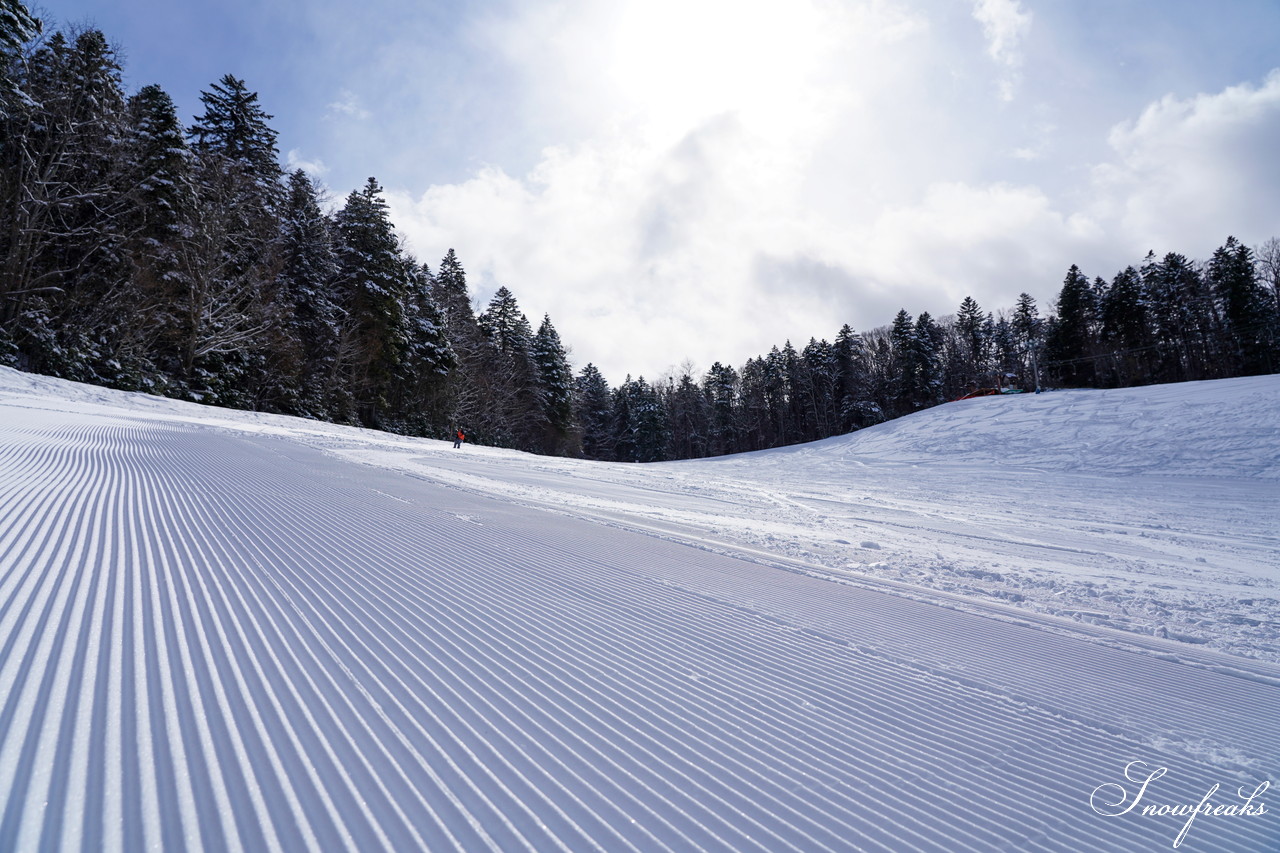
[1,369,1278,851]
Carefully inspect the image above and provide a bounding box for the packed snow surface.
[1,367,1277,851]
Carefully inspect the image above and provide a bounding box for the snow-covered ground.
[1,367,1277,851]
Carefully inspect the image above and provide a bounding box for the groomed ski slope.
[0,367,1277,851]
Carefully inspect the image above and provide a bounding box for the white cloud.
[286,148,329,177]
[1091,69,1280,254]
[387,115,819,383]
[388,139,1102,381]
[971,0,1032,101]
[855,182,1102,312]
[326,88,371,121]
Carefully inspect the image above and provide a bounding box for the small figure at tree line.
[453,428,465,449]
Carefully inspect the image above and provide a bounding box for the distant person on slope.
[454,428,465,449]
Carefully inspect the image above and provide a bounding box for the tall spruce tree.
[433,248,474,335]
[1011,292,1042,390]
[432,248,498,439]
[702,361,739,455]
[991,316,1018,385]
[478,286,545,449]
[610,378,635,462]
[954,296,988,389]
[1146,252,1216,381]
[887,309,916,412]
[614,375,668,462]
[801,337,838,439]
[127,85,193,239]
[575,363,614,460]
[271,168,341,416]
[780,340,813,442]
[667,371,710,459]
[532,314,576,454]
[1209,236,1276,374]
[1099,264,1150,385]
[763,343,801,444]
[397,262,455,434]
[1046,265,1097,386]
[912,311,944,404]
[189,74,282,205]
[170,74,284,401]
[833,323,878,430]
[736,356,771,451]
[332,176,412,425]
[479,286,535,354]
[120,83,194,384]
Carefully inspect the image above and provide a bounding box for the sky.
[41,0,1280,383]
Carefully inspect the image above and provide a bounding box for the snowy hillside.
[1,367,1277,851]
[381,375,1280,662]
[770,376,1280,478]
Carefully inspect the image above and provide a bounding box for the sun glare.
[607,0,833,139]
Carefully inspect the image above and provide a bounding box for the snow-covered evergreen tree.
[1144,252,1216,381]
[991,316,1019,385]
[166,74,285,403]
[736,357,771,451]
[763,344,794,445]
[118,84,195,385]
[188,74,282,207]
[478,286,545,450]
[332,176,412,425]
[0,0,36,53]
[954,297,988,388]
[666,371,710,459]
[1099,264,1150,385]
[887,309,916,412]
[833,323,879,431]
[779,341,809,442]
[1012,293,1040,349]
[433,249,476,336]
[127,85,194,239]
[532,314,576,454]
[912,311,944,404]
[575,363,614,460]
[0,0,38,113]
[1209,236,1276,375]
[702,361,739,456]
[1011,292,1043,390]
[396,262,456,434]
[614,376,668,463]
[1046,265,1097,386]
[267,168,342,416]
[430,248,502,441]
[479,286,535,354]
[801,337,838,440]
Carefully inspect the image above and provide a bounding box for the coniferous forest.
[3,9,1279,462]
